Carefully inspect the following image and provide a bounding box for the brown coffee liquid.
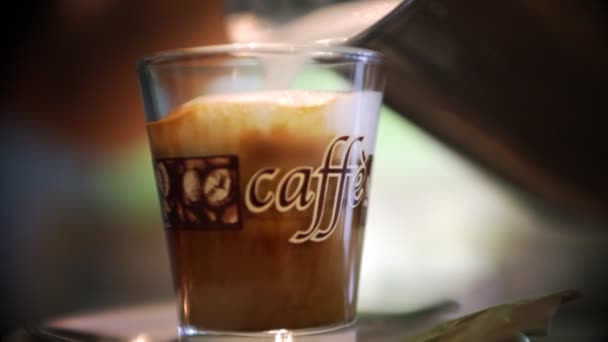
[147,91,377,331]
[166,207,365,331]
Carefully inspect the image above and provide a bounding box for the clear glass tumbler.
[137,44,385,338]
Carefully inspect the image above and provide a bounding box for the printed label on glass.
[154,155,242,230]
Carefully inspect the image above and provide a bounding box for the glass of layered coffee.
[137,44,385,338]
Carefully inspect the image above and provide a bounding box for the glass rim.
[137,43,383,69]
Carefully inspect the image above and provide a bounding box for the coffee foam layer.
[147,90,382,158]
[180,91,336,107]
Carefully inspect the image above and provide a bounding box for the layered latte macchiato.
[147,90,381,331]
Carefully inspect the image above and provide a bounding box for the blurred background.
[1,0,607,340]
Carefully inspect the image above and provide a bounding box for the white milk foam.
[182,90,336,107]
[149,90,382,158]
[181,90,382,152]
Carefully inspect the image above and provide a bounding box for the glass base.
[178,320,356,340]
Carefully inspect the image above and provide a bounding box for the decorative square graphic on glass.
[154,156,242,230]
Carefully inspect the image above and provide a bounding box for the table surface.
[6,293,607,341]
[5,300,458,342]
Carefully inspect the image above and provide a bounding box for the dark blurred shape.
[0,1,51,97]
[0,0,228,335]
[356,0,608,220]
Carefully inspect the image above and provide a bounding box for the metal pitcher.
[351,0,608,219]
